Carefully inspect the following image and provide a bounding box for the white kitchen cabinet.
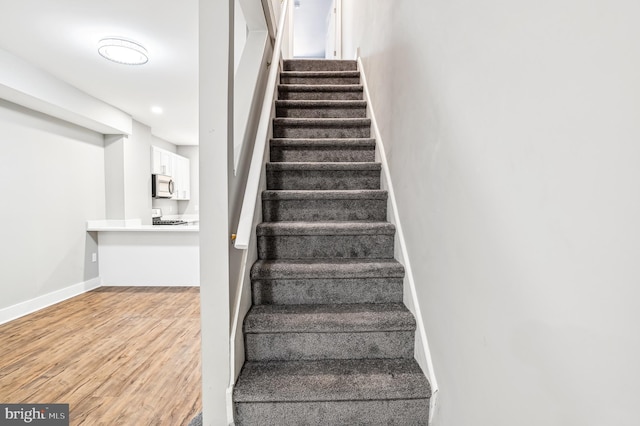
[151,146,190,200]
[173,154,191,200]
[151,146,175,176]
[151,146,161,174]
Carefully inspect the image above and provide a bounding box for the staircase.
[233,59,431,425]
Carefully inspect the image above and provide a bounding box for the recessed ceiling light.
[98,38,148,65]
[151,106,163,114]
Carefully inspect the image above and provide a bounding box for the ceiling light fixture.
[98,37,148,65]
[151,106,163,114]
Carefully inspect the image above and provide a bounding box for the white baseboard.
[0,277,102,325]
[358,57,440,422]
[226,385,235,425]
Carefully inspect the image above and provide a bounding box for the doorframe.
[334,0,342,59]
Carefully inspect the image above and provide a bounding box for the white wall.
[342,1,640,425]
[125,121,153,224]
[234,0,248,73]
[0,99,105,310]
[104,135,126,219]
[105,121,153,224]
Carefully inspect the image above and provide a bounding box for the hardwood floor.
[0,287,201,426]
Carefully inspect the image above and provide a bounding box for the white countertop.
[87,219,199,232]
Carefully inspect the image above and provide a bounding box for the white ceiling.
[0,0,199,145]
[0,1,339,146]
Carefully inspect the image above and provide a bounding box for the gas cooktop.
[152,219,188,226]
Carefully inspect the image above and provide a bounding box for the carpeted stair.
[233,59,431,425]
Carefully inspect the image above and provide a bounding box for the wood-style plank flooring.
[0,287,201,425]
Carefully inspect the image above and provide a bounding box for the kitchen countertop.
[87,219,199,232]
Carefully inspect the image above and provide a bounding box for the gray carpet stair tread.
[276,100,367,116]
[267,162,380,171]
[234,358,431,402]
[187,412,202,426]
[269,139,376,163]
[251,259,405,279]
[262,189,387,222]
[283,59,358,71]
[279,84,364,92]
[270,138,375,147]
[275,100,367,108]
[256,221,395,236]
[244,303,415,333]
[273,117,370,126]
[280,70,361,78]
[262,189,387,200]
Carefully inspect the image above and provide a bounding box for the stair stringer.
[358,57,440,422]
[227,197,261,425]
[227,60,280,426]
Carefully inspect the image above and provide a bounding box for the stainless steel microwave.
[152,174,174,198]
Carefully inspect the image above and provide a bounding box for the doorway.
[292,0,341,59]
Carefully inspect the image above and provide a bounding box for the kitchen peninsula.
[87,219,199,286]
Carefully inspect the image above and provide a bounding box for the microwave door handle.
[169,179,175,195]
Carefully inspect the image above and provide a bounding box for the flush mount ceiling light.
[98,38,148,65]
